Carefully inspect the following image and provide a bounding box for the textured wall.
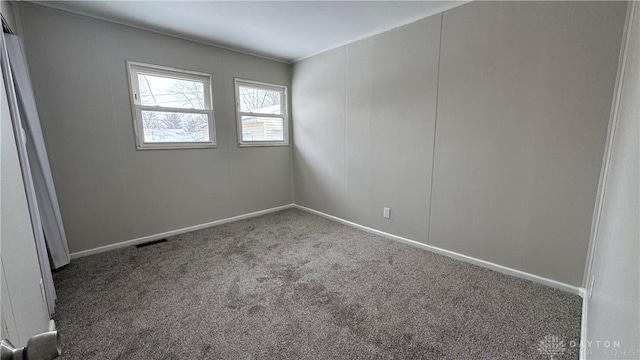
[292,1,627,286]
[18,3,292,253]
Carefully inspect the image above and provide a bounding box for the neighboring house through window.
[234,78,288,147]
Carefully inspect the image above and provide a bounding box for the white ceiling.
[31,1,465,63]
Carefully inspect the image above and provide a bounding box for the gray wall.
[17,3,292,253]
[292,47,347,219]
[292,1,627,286]
[292,14,441,243]
[586,3,639,358]
[430,1,626,286]
[344,16,440,243]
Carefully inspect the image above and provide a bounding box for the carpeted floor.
[53,209,581,359]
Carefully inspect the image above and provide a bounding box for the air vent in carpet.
[135,239,167,248]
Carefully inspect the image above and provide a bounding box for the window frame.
[234,78,289,147]
[126,61,216,150]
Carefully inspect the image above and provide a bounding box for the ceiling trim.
[24,1,290,64]
[292,1,470,63]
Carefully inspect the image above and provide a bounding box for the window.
[234,79,288,147]
[127,61,215,149]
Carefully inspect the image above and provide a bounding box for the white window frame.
[127,61,216,150]
[234,78,289,147]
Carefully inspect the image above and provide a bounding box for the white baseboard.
[70,204,295,259]
[294,204,584,296]
[70,201,584,296]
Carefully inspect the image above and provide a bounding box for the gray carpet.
[53,209,581,359]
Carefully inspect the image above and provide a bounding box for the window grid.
[127,61,216,150]
[234,78,289,147]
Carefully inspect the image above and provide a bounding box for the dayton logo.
[538,334,566,359]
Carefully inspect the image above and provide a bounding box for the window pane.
[141,110,210,143]
[241,116,284,141]
[238,86,281,114]
[138,73,206,109]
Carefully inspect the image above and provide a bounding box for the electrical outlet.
[383,207,391,219]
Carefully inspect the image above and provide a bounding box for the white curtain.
[6,34,70,269]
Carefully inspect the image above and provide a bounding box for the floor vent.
[135,239,167,248]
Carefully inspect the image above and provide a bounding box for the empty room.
[0,0,638,359]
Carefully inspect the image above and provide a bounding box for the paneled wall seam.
[221,54,236,215]
[429,1,626,285]
[101,19,131,230]
[427,13,445,246]
[343,47,348,216]
[289,65,295,204]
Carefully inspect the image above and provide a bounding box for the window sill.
[237,142,289,148]
[136,143,218,150]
